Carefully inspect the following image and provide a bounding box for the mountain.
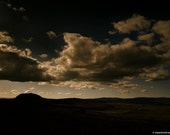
[0,93,170,135]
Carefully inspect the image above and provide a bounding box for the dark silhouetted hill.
[15,93,43,101]
[0,94,170,135]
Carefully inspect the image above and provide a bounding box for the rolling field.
[0,94,170,135]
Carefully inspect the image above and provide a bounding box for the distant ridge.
[0,94,170,105]
[0,94,170,135]
[94,97,170,105]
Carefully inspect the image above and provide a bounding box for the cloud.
[39,54,48,58]
[138,33,154,45]
[120,90,130,94]
[117,89,130,94]
[112,14,151,33]
[24,90,32,93]
[18,7,26,12]
[0,44,53,81]
[64,92,71,95]
[46,31,57,39]
[6,2,28,21]
[23,37,33,43]
[152,20,170,53]
[7,3,26,13]
[141,89,148,93]
[0,31,14,43]
[10,90,19,95]
[108,30,116,35]
[1,15,170,86]
[57,92,62,95]
[153,20,170,42]
[41,31,168,83]
[140,68,170,81]
[111,81,139,90]
[29,87,35,90]
[56,81,99,90]
[76,93,83,96]
[38,82,48,85]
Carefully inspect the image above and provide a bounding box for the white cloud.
[39,54,48,58]
[1,14,170,88]
[56,81,99,90]
[18,7,26,12]
[108,30,116,35]
[38,82,48,85]
[121,90,130,94]
[64,92,71,95]
[41,31,165,83]
[10,90,19,95]
[76,93,83,96]
[7,3,12,8]
[57,92,62,95]
[117,89,130,94]
[0,31,14,43]
[54,49,59,54]
[0,44,32,57]
[0,44,53,81]
[113,14,151,33]
[23,37,33,43]
[152,20,170,55]
[153,20,170,43]
[46,31,57,39]
[138,33,154,45]
[141,68,170,81]
[7,3,26,13]
[29,87,35,90]
[24,90,32,93]
[141,89,148,93]
[111,81,139,90]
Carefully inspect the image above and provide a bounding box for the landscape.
[1,1,170,135]
[0,93,170,135]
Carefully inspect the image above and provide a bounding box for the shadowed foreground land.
[0,93,170,135]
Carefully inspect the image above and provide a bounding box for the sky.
[0,0,170,99]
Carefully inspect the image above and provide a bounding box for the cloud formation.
[54,81,100,90]
[0,31,14,43]
[111,81,139,90]
[7,3,26,13]
[1,15,170,86]
[23,37,33,43]
[41,33,167,82]
[46,31,57,39]
[40,15,170,84]
[141,89,148,93]
[113,14,151,33]
[6,2,29,21]
[0,44,53,81]
[39,54,48,58]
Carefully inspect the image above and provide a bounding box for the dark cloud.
[0,44,53,82]
[39,54,48,58]
[138,33,154,45]
[46,31,57,39]
[141,89,148,93]
[112,14,151,34]
[0,31,14,43]
[41,15,170,82]
[23,37,33,43]
[6,2,26,13]
[1,15,170,84]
